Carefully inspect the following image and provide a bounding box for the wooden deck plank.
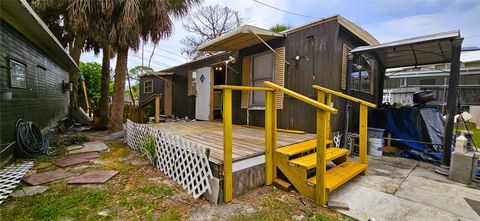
[147,121,315,164]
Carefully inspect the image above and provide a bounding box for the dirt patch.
[1,130,351,221]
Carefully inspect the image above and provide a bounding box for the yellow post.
[155,95,160,123]
[359,104,368,168]
[223,89,233,202]
[272,92,277,180]
[316,91,328,206]
[81,80,90,114]
[265,90,274,185]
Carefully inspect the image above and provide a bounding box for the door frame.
[209,67,215,121]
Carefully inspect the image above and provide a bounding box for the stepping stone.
[22,169,75,185]
[68,170,118,184]
[68,141,108,154]
[54,152,100,168]
[11,186,48,197]
[67,145,83,152]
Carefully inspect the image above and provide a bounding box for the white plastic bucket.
[368,138,384,157]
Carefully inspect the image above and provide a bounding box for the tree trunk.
[127,71,135,105]
[99,44,111,127]
[68,37,84,113]
[109,48,128,133]
[148,44,156,67]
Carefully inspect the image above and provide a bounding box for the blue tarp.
[369,107,444,163]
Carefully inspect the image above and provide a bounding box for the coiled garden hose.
[15,119,49,158]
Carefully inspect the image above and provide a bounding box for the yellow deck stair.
[306,161,367,191]
[276,139,333,156]
[214,82,374,206]
[288,148,348,169]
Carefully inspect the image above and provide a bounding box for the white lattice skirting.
[125,120,213,199]
[0,161,33,204]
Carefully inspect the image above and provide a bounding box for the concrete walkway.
[329,156,480,221]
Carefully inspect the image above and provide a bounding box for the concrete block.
[449,151,474,184]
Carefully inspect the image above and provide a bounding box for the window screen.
[351,56,373,93]
[10,60,26,89]
[251,53,273,107]
[144,80,153,93]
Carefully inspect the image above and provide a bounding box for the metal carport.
[348,30,463,169]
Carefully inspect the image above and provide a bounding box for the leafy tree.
[68,0,201,132]
[181,4,244,59]
[31,0,113,127]
[78,62,102,101]
[270,24,291,33]
[31,0,94,112]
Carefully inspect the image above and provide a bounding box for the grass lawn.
[0,133,351,221]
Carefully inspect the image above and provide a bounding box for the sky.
[80,0,480,72]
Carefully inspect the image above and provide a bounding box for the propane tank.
[455,133,467,153]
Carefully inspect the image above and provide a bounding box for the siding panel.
[1,20,70,163]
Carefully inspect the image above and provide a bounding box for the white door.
[195,67,212,120]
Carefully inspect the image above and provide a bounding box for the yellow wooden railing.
[312,85,376,168]
[263,81,338,206]
[213,85,275,203]
[214,83,373,206]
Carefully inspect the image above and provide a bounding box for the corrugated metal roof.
[198,25,284,51]
[351,30,462,68]
[0,0,78,72]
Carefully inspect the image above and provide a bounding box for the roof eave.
[0,0,79,72]
[198,25,284,52]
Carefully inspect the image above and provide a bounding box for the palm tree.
[33,0,116,128]
[31,0,88,113]
[68,0,200,132]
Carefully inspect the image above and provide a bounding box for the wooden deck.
[149,121,315,164]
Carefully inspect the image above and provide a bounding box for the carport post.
[442,38,463,166]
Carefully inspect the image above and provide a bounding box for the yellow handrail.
[214,85,274,91]
[263,81,338,114]
[214,85,277,203]
[314,84,373,176]
[312,85,377,108]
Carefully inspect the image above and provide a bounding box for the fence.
[124,105,144,123]
[125,120,213,199]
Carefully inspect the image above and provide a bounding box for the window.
[10,59,26,89]
[251,52,274,107]
[144,80,153,93]
[188,70,197,96]
[400,78,407,87]
[419,78,435,85]
[351,56,373,93]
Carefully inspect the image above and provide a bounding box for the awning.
[139,72,173,78]
[351,30,461,68]
[198,25,284,51]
